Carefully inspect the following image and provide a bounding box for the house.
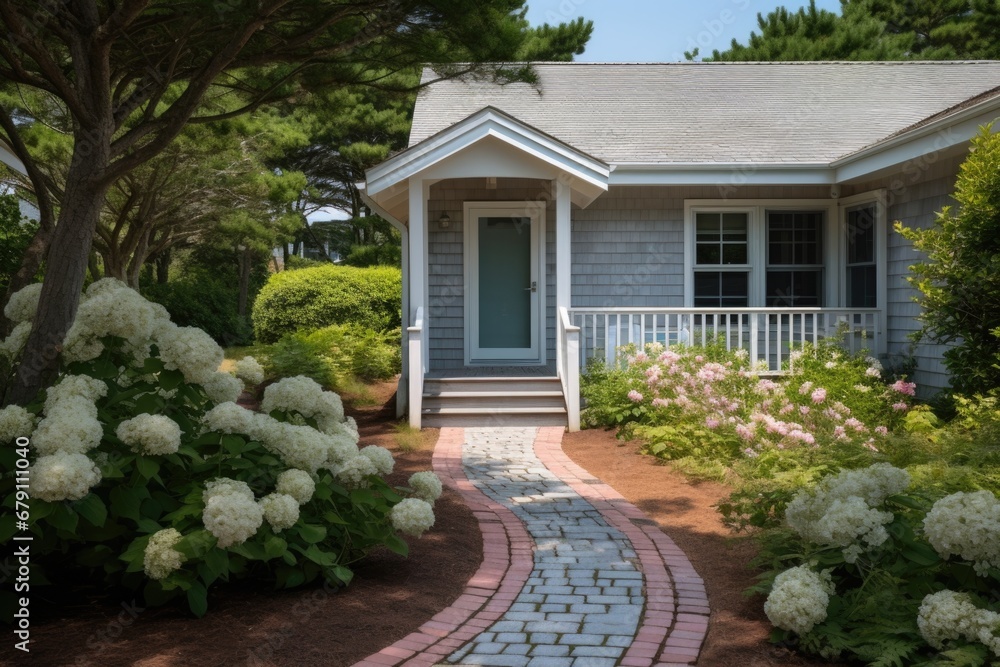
[359,62,1000,430]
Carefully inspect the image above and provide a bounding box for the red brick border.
[351,427,534,667]
[534,427,709,667]
[353,426,708,667]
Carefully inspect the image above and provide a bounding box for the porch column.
[555,178,571,309]
[407,178,429,428]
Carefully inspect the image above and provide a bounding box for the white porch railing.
[567,307,884,371]
[557,307,581,432]
[407,307,426,429]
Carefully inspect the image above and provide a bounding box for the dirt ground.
[2,384,838,667]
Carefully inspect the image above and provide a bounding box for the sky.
[525,0,843,62]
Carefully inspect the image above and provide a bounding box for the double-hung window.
[686,197,883,310]
[693,211,750,307]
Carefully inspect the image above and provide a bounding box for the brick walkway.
[352,427,708,667]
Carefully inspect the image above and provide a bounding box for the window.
[685,196,884,310]
[766,211,824,307]
[693,212,749,307]
[846,203,877,308]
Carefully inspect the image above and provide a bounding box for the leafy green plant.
[251,264,401,343]
[896,125,1000,396]
[265,324,401,389]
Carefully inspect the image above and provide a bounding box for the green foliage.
[344,244,402,267]
[897,126,1000,395]
[0,194,36,295]
[283,255,327,271]
[266,324,401,389]
[701,0,1000,62]
[143,274,252,347]
[252,264,401,344]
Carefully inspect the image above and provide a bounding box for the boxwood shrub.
[252,265,401,343]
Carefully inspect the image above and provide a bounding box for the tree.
[896,126,1000,396]
[699,0,1000,62]
[0,193,36,295]
[271,14,593,264]
[0,0,580,404]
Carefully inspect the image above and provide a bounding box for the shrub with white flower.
[202,488,264,548]
[409,471,443,504]
[391,498,436,537]
[260,493,300,532]
[0,280,435,617]
[234,356,265,386]
[785,464,909,562]
[764,565,834,636]
[276,469,315,505]
[923,491,1000,576]
[116,414,182,456]
[3,282,42,322]
[29,451,102,502]
[144,528,186,580]
[918,590,1000,656]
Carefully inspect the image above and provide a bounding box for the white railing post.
[407,307,425,429]
[558,307,581,432]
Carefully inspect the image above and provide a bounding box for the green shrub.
[897,124,1000,395]
[266,324,401,388]
[252,265,401,344]
[344,244,401,267]
[143,274,253,346]
[284,255,327,271]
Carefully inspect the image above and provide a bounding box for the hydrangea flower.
[3,283,42,323]
[32,398,104,455]
[391,498,435,537]
[764,565,834,635]
[116,414,182,456]
[334,455,378,488]
[30,451,102,502]
[918,590,1000,655]
[276,469,315,505]
[201,372,243,405]
[234,356,265,386]
[202,402,255,435]
[154,324,224,385]
[0,405,34,442]
[203,491,263,548]
[63,285,158,363]
[359,445,394,476]
[144,528,186,580]
[203,478,255,504]
[44,375,108,414]
[924,491,1000,575]
[0,321,31,360]
[409,471,443,503]
[259,493,300,532]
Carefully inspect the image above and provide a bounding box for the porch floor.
[426,364,557,378]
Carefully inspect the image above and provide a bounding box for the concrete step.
[421,409,568,428]
[423,392,566,410]
[424,377,562,394]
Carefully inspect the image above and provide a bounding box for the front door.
[465,202,542,363]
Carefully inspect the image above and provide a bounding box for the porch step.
[420,376,568,428]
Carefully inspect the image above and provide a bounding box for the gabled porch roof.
[361,107,611,223]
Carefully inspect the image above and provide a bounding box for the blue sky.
[525,0,843,62]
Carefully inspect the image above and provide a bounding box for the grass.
[393,423,425,452]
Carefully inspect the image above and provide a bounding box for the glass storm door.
[466,204,541,362]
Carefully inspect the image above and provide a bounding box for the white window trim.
[683,194,886,309]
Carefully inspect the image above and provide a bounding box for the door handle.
[524,281,537,293]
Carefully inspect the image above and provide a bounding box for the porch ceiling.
[361,107,610,224]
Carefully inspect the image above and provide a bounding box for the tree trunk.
[281,242,289,271]
[156,250,171,284]
[7,139,111,406]
[237,245,252,317]
[0,224,51,337]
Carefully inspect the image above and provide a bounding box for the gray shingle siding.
[845,152,967,397]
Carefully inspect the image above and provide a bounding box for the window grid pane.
[767,211,824,306]
[693,271,749,308]
[847,204,878,308]
[695,212,748,267]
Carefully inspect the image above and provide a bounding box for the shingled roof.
[409,61,1000,165]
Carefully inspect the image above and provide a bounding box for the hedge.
[252,264,401,343]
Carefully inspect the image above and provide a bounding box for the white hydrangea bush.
[764,565,835,636]
[923,491,1000,576]
[785,463,910,563]
[0,280,436,616]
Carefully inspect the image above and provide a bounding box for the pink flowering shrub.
[582,338,915,468]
